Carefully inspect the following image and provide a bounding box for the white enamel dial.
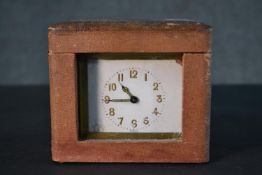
[102,68,165,131]
[87,58,182,133]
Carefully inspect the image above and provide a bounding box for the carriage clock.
[48,20,211,163]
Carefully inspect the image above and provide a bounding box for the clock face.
[80,54,183,139]
[102,67,166,131]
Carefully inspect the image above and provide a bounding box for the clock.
[48,21,211,163]
[78,54,183,139]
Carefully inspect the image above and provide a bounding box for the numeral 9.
[104,96,110,104]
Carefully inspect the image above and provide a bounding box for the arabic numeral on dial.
[118,117,124,126]
[153,107,161,116]
[153,82,159,90]
[109,108,115,116]
[130,70,138,78]
[131,119,137,128]
[156,95,162,103]
[109,83,116,91]
[104,96,110,104]
[143,117,149,125]
[118,73,124,82]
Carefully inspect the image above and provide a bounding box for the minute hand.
[109,99,131,102]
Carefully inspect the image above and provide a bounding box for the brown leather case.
[48,21,212,163]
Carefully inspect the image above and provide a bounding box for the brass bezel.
[77,53,183,140]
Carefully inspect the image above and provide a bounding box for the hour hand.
[119,82,133,97]
[118,82,139,103]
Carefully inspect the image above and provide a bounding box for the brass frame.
[77,53,183,140]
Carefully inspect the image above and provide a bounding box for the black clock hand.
[118,82,139,103]
[109,99,131,102]
[110,97,139,103]
[119,82,133,97]
[130,96,139,103]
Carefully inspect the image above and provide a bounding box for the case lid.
[48,20,211,53]
[48,20,211,32]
